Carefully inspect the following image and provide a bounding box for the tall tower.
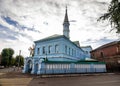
[63,6,70,39]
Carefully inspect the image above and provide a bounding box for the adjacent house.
[91,41,120,71]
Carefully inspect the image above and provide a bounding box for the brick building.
[91,41,120,71]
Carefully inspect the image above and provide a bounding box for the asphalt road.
[28,74,120,86]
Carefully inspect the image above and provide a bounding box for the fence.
[37,63,106,74]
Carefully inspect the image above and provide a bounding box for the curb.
[36,73,118,78]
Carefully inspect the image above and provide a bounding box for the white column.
[37,59,44,74]
[37,63,42,74]
[31,60,35,74]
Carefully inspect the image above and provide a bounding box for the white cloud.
[0,0,118,57]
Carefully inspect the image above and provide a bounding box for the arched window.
[100,52,104,58]
[43,46,45,54]
[48,46,52,54]
[55,45,59,53]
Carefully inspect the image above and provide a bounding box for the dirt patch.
[0,72,34,86]
[0,78,32,86]
[0,73,5,76]
[0,72,36,78]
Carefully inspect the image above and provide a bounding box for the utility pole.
[18,50,21,70]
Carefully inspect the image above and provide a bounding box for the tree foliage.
[15,55,24,66]
[98,0,120,33]
[1,48,14,66]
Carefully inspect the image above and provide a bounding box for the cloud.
[2,16,18,27]
[0,24,18,40]
[0,0,118,57]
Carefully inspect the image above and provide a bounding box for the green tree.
[15,55,24,66]
[98,0,120,33]
[11,57,15,66]
[1,48,14,67]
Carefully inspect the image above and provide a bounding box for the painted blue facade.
[81,46,92,58]
[34,35,89,61]
[22,7,106,74]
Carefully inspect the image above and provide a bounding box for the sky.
[0,0,119,57]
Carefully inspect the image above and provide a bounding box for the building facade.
[81,46,92,58]
[22,7,106,74]
[91,41,120,71]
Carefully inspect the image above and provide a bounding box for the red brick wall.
[91,42,120,72]
[91,44,120,59]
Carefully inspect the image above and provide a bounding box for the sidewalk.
[0,67,22,73]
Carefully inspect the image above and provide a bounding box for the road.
[0,69,120,86]
[28,74,120,86]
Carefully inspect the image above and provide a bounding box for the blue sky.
[0,0,118,57]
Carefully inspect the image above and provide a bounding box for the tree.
[15,55,24,66]
[11,57,15,66]
[98,0,120,33]
[1,48,14,67]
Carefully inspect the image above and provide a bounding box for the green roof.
[34,34,62,43]
[43,60,105,64]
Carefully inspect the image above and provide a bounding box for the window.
[75,50,76,56]
[73,50,76,56]
[69,48,70,55]
[100,52,104,58]
[116,47,119,53]
[48,46,52,54]
[72,49,73,56]
[86,51,88,54]
[65,45,67,54]
[43,46,45,54]
[37,48,40,55]
[55,45,59,53]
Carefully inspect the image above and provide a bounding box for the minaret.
[63,6,70,39]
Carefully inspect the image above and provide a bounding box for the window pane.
[37,48,40,55]
[55,45,59,53]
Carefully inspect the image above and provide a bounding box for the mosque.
[22,7,106,74]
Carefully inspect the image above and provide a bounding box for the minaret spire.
[64,6,69,23]
[63,6,70,39]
